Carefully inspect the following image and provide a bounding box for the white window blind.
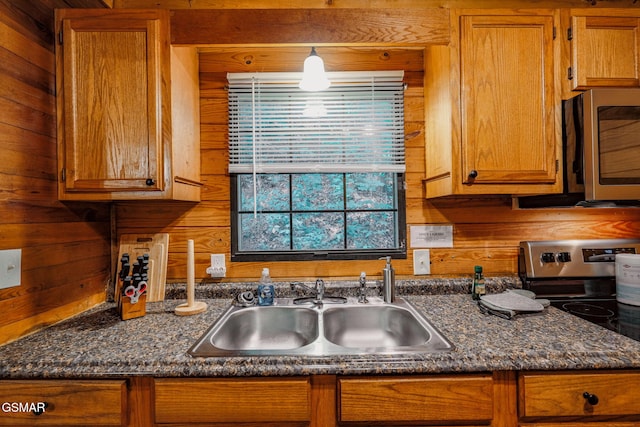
[227,71,405,174]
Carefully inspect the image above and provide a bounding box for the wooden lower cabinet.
[153,377,314,426]
[2,371,640,426]
[338,372,518,426]
[0,380,127,426]
[518,370,640,426]
[151,373,514,427]
[338,373,495,425]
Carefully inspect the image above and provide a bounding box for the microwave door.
[590,105,640,200]
[564,94,585,193]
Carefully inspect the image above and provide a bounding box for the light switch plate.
[0,249,21,288]
[413,249,430,275]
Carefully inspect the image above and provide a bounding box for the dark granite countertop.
[1,278,639,379]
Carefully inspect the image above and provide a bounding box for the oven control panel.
[519,239,640,279]
[582,247,636,262]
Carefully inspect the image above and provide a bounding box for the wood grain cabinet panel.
[154,377,311,424]
[338,374,494,424]
[424,10,561,198]
[0,380,126,426]
[55,9,201,201]
[570,9,640,89]
[519,371,640,422]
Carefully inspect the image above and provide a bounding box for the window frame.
[230,173,407,262]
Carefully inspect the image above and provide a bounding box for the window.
[228,71,406,261]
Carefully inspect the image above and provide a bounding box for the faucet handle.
[359,272,367,285]
[358,272,369,303]
[314,279,325,303]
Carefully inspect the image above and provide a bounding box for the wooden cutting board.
[115,233,169,303]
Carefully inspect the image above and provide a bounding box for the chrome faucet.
[290,279,346,305]
[358,272,369,304]
[290,279,325,305]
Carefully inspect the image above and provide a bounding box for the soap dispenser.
[382,256,395,303]
[257,268,274,306]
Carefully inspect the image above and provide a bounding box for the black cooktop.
[550,297,640,342]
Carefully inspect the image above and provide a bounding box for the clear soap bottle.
[472,265,485,300]
[257,267,274,306]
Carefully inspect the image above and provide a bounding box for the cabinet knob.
[468,170,478,179]
[145,178,155,186]
[583,392,599,405]
[32,402,49,416]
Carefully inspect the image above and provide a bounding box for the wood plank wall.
[0,0,110,344]
[115,0,639,9]
[117,44,640,282]
[3,1,640,347]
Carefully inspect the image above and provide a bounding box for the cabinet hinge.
[567,66,573,81]
[567,27,573,41]
[553,26,557,40]
[58,29,63,45]
[556,159,560,173]
[61,168,66,182]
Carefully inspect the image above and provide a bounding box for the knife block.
[115,233,169,304]
[118,294,147,321]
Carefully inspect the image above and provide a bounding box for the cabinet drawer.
[519,371,640,419]
[154,377,310,424]
[338,374,494,423]
[0,380,126,426]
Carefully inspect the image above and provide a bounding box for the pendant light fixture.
[299,47,330,92]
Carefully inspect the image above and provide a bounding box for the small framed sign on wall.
[410,225,453,248]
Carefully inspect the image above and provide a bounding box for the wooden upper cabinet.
[55,9,201,201]
[425,10,561,198]
[569,9,640,90]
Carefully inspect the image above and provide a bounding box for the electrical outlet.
[206,254,226,278]
[0,249,21,289]
[413,249,430,275]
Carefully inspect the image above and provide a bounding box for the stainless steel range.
[519,239,640,341]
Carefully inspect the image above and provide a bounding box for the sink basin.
[190,306,319,353]
[188,298,453,357]
[323,305,431,349]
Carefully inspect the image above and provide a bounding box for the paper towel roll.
[618,301,640,341]
[616,253,640,306]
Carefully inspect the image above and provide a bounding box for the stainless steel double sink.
[188,297,453,357]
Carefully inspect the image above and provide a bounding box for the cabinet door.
[59,15,164,193]
[338,375,494,424]
[0,380,126,426]
[519,371,640,421]
[154,377,311,424]
[571,13,640,89]
[459,14,558,186]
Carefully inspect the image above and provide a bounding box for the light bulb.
[299,47,330,92]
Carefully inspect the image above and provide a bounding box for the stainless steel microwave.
[564,88,640,201]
